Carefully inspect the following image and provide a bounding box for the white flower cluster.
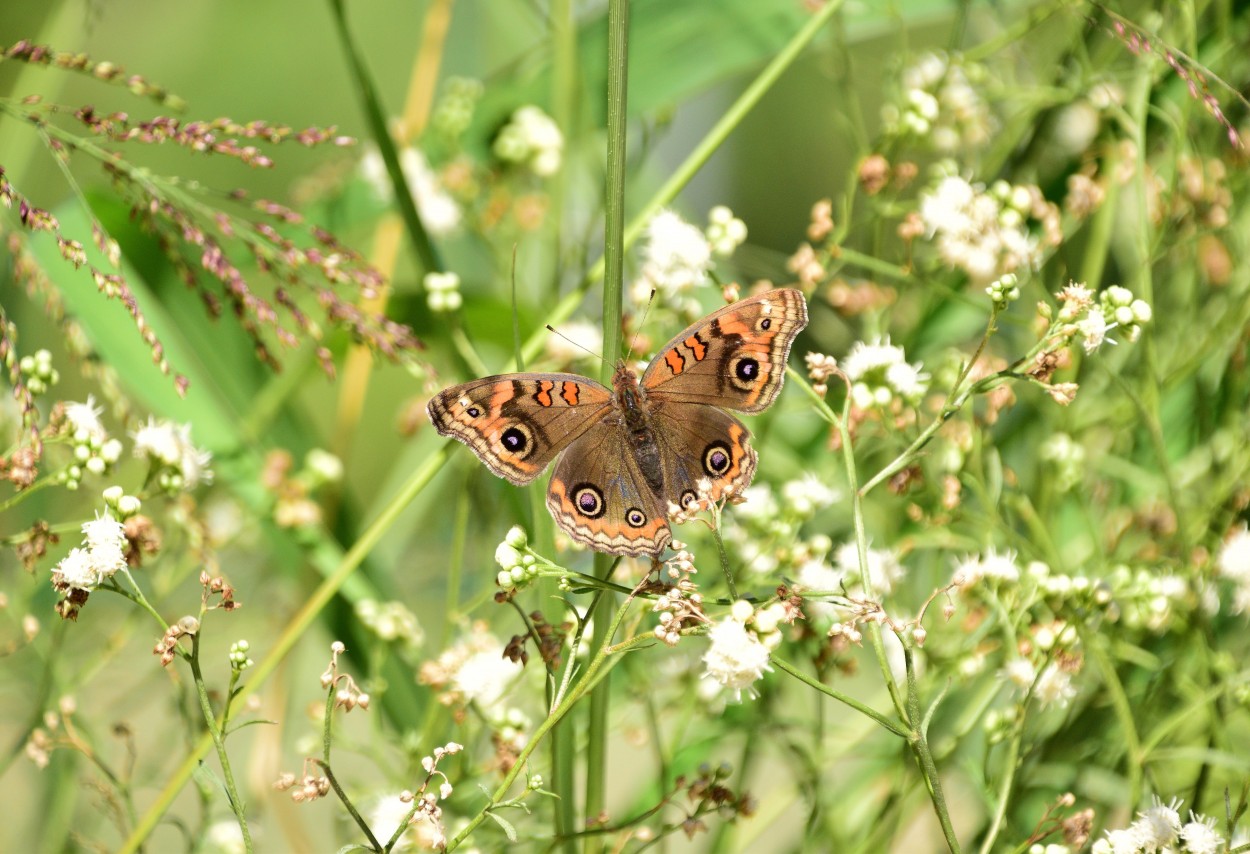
[840,337,930,408]
[795,540,905,634]
[1216,524,1250,614]
[62,396,124,487]
[706,205,747,256]
[955,551,1216,636]
[726,475,840,577]
[356,599,425,649]
[424,271,462,313]
[701,600,778,701]
[999,655,1078,711]
[1050,282,1152,354]
[133,417,212,492]
[360,145,462,236]
[493,105,564,176]
[951,547,1022,588]
[52,510,128,592]
[632,210,713,304]
[882,52,993,152]
[920,175,1060,285]
[1092,797,1223,854]
[422,623,523,708]
[19,348,59,395]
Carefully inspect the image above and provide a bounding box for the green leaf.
[485,810,519,842]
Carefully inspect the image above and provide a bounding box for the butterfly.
[426,288,809,556]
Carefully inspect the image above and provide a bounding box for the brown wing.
[546,424,672,557]
[427,374,612,485]
[641,288,808,413]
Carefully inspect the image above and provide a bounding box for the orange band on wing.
[684,334,707,361]
[535,381,554,407]
[560,381,580,406]
[664,350,685,376]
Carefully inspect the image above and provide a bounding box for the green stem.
[188,632,253,854]
[582,0,631,847]
[325,0,440,277]
[905,646,960,853]
[770,656,908,738]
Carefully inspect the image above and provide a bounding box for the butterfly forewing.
[641,288,808,413]
[426,374,612,485]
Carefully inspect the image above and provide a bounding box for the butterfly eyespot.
[625,508,647,528]
[759,318,772,330]
[679,490,698,509]
[703,442,732,476]
[728,355,760,391]
[571,483,606,519]
[466,406,482,418]
[499,424,532,458]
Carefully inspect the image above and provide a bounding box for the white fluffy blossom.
[1216,524,1250,614]
[919,175,1051,285]
[841,338,930,407]
[702,613,771,700]
[706,205,747,256]
[493,105,564,176]
[780,474,840,517]
[884,52,993,152]
[64,396,106,440]
[633,210,712,301]
[133,418,212,491]
[952,547,1021,588]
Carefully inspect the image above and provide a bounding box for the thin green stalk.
[188,632,253,854]
[583,0,631,846]
[905,646,960,853]
[548,0,577,300]
[1082,626,1144,806]
[325,0,440,277]
[771,656,908,738]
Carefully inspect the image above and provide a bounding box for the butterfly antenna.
[545,324,611,370]
[623,288,657,364]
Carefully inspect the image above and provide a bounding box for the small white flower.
[360,146,461,235]
[64,396,106,440]
[425,271,463,313]
[452,647,523,707]
[55,547,98,590]
[706,205,747,256]
[1033,664,1076,709]
[841,338,929,406]
[204,820,248,854]
[636,210,712,298]
[1078,306,1117,353]
[702,616,771,700]
[831,542,904,598]
[82,512,127,579]
[494,105,564,176]
[133,418,212,490]
[1001,659,1035,689]
[780,474,839,517]
[1133,796,1181,849]
[1179,811,1224,854]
